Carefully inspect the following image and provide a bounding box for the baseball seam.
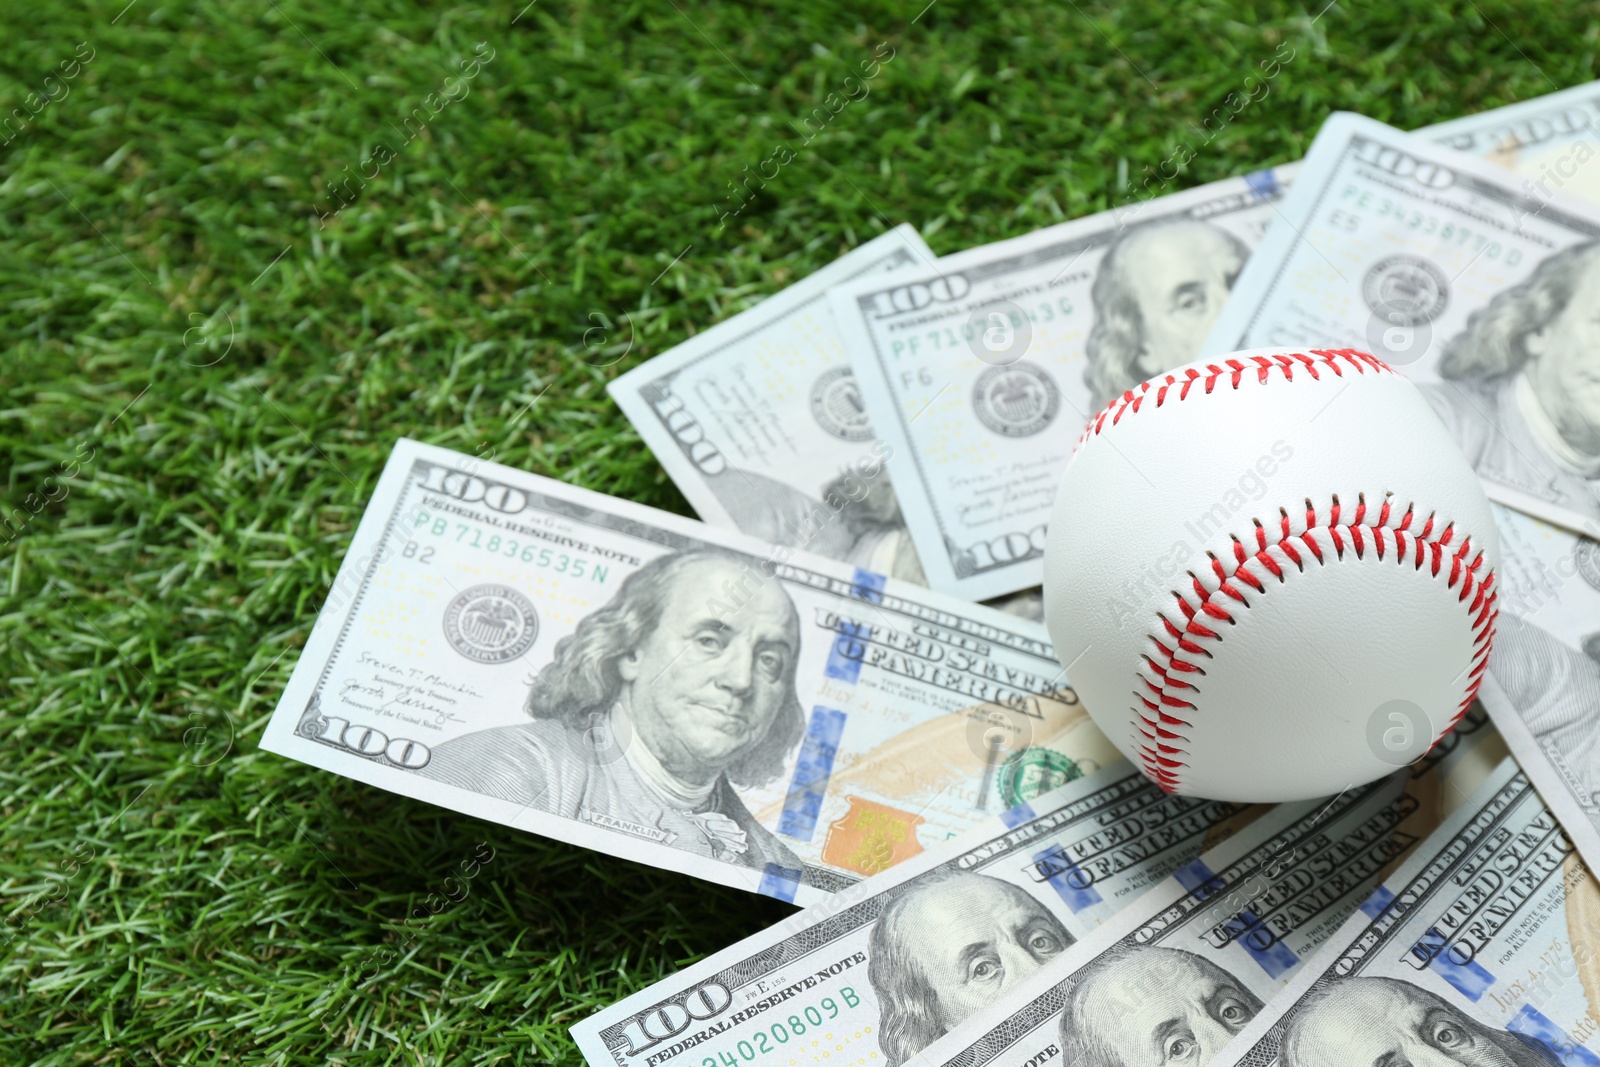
[1080,348,1393,445]
[1135,492,1498,793]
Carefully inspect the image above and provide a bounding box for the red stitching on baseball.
[1131,491,1498,794]
[1080,349,1393,446]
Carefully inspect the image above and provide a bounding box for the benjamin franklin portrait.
[1084,218,1252,411]
[1057,943,1263,1067]
[419,548,807,873]
[1425,240,1600,525]
[1280,976,1562,1067]
[1488,611,1600,813]
[866,869,1073,1067]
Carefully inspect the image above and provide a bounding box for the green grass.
[1,0,1596,1062]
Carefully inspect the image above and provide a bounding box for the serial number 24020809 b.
[617,987,875,1067]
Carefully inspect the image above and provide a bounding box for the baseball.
[1042,348,1500,802]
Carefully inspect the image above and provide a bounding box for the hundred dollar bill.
[829,165,1300,599]
[902,711,1507,1067]
[259,439,1120,904]
[608,225,935,585]
[1210,754,1600,1067]
[571,759,1267,1067]
[1200,111,1600,541]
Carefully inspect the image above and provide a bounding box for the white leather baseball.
[1043,348,1499,802]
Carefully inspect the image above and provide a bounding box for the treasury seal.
[997,748,1083,808]
[972,361,1060,438]
[1361,255,1450,325]
[809,366,873,442]
[443,584,538,663]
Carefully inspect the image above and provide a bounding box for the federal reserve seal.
[997,748,1083,808]
[809,367,873,442]
[443,584,538,663]
[971,361,1060,438]
[1362,255,1450,325]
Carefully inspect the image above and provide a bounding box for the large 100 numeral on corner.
[615,982,733,1055]
[301,712,432,770]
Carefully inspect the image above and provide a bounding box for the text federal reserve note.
[901,712,1506,1067]
[830,167,1298,599]
[260,439,1119,904]
[1201,111,1600,541]
[1212,755,1600,1067]
[608,225,935,584]
[571,760,1266,1067]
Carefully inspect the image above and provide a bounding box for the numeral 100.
[311,715,431,769]
[617,982,733,1054]
[698,994,859,1065]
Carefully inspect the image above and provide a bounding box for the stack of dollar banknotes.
[262,87,1600,1067]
